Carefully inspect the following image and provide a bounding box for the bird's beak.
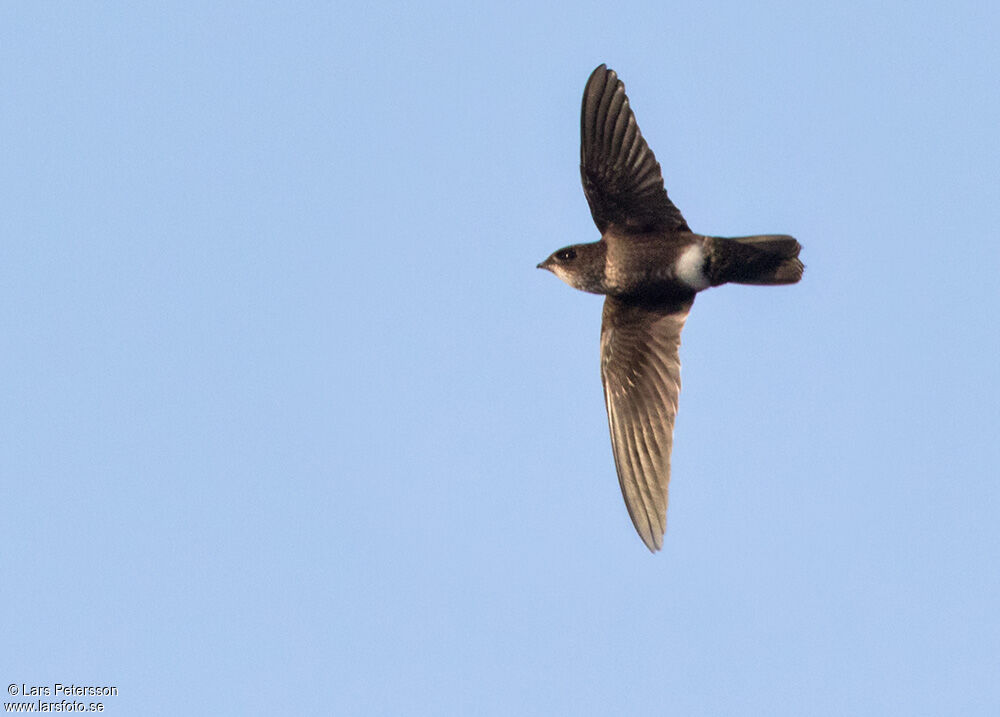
[537,257,553,271]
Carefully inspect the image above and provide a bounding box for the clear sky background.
[3,2,998,715]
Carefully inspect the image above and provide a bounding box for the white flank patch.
[675,244,710,291]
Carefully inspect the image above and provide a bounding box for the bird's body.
[539,65,803,552]
[547,231,703,296]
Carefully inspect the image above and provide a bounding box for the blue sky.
[3,1,998,714]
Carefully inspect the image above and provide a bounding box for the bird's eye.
[556,248,577,262]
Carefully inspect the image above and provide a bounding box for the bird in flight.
[538,64,803,552]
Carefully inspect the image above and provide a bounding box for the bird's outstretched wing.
[580,64,690,235]
[600,294,693,551]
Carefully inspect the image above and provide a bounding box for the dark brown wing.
[600,294,693,551]
[580,64,689,235]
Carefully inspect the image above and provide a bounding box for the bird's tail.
[708,234,803,286]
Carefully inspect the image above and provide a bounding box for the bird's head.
[537,241,606,294]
